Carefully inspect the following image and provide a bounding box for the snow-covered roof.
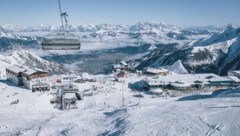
[63,93,76,99]
[145,67,170,74]
[22,69,37,75]
[171,82,192,87]
[147,73,233,86]
[21,68,48,76]
[151,88,163,93]
[6,65,25,74]
[33,68,48,73]
[7,64,48,76]
[148,81,168,86]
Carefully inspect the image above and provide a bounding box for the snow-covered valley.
[1,23,240,75]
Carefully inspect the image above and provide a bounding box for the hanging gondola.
[41,0,81,50]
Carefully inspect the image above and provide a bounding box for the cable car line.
[41,0,81,50]
[0,26,21,52]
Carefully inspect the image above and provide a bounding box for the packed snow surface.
[1,73,240,136]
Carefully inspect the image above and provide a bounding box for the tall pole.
[122,77,124,107]
[138,90,141,104]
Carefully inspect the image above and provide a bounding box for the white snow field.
[1,75,240,136]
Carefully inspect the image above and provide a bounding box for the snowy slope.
[189,38,237,66]
[1,74,240,135]
[129,25,240,75]
[0,50,70,75]
[165,60,189,74]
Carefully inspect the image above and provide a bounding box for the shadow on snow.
[178,87,240,101]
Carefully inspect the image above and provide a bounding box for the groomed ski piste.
[1,72,240,136]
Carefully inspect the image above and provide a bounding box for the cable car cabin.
[42,32,81,50]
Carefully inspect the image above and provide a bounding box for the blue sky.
[0,0,240,26]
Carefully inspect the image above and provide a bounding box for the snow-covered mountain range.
[2,22,178,32]
[0,22,240,75]
[128,25,240,75]
[0,22,220,45]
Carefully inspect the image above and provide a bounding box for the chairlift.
[41,0,81,50]
[42,32,81,50]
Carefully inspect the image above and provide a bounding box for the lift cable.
[0,25,21,52]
